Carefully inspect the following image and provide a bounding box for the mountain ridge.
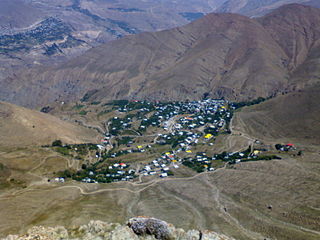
[1,4,320,108]
[0,1,319,87]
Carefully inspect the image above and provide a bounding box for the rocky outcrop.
[3,217,233,240]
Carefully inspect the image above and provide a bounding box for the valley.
[1,97,319,240]
[45,99,283,185]
[0,2,320,240]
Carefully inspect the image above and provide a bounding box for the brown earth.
[1,1,319,98]
[0,151,319,240]
[233,80,320,147]
[0,98,319,240]
[0,101,99,146]
[2,4,320,108]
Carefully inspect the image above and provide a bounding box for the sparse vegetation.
[231,97,271,109]
[73,104,85,110]
[79,110,87,116]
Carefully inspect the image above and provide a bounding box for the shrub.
[79,110,87,116]
[275,144,283,150]
[52,140,63,147]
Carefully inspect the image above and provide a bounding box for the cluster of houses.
[275,143,296,152]
[85,99,233,181]
[106,99,230,134]
[54,177,65,183]
[138,99,230,131]
[138,145,266,176]
[156,131,201,148]
[139,151,181,178]
[80,162,136,183]
[55,99,282,184]
[108,116,133,136]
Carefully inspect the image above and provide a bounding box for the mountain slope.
[0,0,224,82]
[0,101,98,146]
[0,10,290,107]
[0,0,44,29]
[233,85,320,145]
[0,1,319,86]
[257,3,320,70]
[2,4,320,108]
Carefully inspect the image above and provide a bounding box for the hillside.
[257,3,320,70]
[0,0,223,82]
[2,4,320,108]
[0,101,99,146]
[0,98,319,240]
[233,84,320,145]
[0,1,319,89]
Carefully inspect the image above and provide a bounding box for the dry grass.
[1,96,320,240]
[0,102,100,147]
[0,148,319,240]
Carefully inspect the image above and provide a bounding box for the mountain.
[0,1,319,85]
[2,4,320,108]
[0,0,226,82]
[217,0,320,17]
[257,3,320,71]
[0,101,98,146]
[232,5,320,144]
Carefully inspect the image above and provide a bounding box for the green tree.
[52,140,63,147]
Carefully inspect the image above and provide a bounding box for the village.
[50,99,289,184]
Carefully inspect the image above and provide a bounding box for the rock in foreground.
[4,217,233,240]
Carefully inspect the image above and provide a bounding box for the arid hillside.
[0,0,222,82]
[257,3,320,70]
[233,85,320,145]
[2,4,320,108]
[0,149,319,240]
[0,1,319,87]
[0,101,99,146]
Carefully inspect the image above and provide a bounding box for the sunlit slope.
[233,85,320,145]
[0,101,99,146]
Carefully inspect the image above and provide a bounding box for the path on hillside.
[0,165,227,200]
[227,113,255,152]
[2,162,319,237]
[0,111,252,200]
[203,174,264,240]
[76,119,105,135]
